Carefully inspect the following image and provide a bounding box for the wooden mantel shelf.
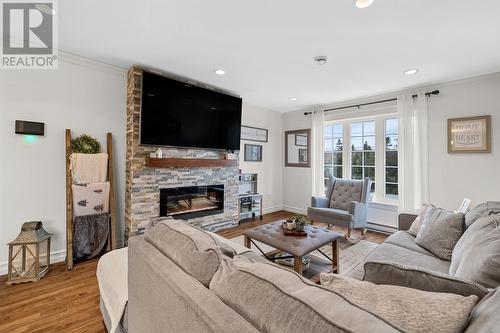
[145,157,238,168]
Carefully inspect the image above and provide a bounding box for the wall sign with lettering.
[448,115,491,153]
[241,125,268,142]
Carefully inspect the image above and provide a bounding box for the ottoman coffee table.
[243,221,341,282]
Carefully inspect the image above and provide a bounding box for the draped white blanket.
[70,153,108,184]
[97,247,128,333]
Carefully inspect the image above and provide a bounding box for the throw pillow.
[320,273,477,333]
[451,213,500,288]
[363,260,489,299]
[415,206,464,260]
[464,201,500,229]
[407,203,433,236]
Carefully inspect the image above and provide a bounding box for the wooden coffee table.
[243,221,341,282]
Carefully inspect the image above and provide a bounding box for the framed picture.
[448,115,491,153]
[295,134,308,146]
[241,125,268,142]
[298,149,308,163]
[244,144,262,162]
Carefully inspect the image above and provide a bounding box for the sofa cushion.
[365,242,451,273]
[415,207,464,260]
[210,256,400,333]
[363,260,489,299]
[465,201,500,229]
[451,213,500,288]
[384,231,436,256]
[144,219,235,286]
[465,287,500,333]
[329,178,364,211]
[321,273,477,333]
[407,204,433,236]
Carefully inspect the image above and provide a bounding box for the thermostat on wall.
[15,120,45,136]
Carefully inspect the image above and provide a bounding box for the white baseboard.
[367,222,397,234]
[282,205,307,215]
[262,205,285,214]
[0,249,66,276]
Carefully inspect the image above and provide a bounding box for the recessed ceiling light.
[35,3,56,15]
[314,56,328,65]
[289,97,297,101]
[356,0,374,8]
[214,69,225,75]
[404,68,419,75]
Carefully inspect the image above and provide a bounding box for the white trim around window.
[324,106,400,205]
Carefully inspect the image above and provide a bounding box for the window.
[323,124,343,190]
[351,121,375,192]
[323,115,399,203]
[385,118,399,200]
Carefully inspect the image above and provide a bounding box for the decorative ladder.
[65,129,118,270]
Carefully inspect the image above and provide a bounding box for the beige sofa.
[127,219,499,333]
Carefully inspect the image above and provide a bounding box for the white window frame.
[324,110,399,205]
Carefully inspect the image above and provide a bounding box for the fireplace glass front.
[160,185,224,219]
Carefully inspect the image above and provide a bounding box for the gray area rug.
[230,235,378,279]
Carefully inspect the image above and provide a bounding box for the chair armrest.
[398,213,417,231]
[311,196,329,208]
[348,201,366,215]
[363,260,489,300]
[348,201,368,227]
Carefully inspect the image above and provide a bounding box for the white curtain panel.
[398,93,430,212]
[311,108,325,197]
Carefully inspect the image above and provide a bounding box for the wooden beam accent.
[65,129,73,270]
[145,157,238,168]
[107,133,117,250]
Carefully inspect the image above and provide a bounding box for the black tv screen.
[140,71,242,151]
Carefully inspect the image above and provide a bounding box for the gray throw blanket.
[73,213,110,260]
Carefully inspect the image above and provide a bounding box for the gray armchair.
[307,177,372,241]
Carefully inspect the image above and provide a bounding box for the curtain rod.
[303,90,440,115]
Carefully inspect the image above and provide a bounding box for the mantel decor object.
[7,221,53,285]
[448,115,491,153]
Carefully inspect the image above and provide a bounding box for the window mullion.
[374,118,385,202]
[344,122,351,179]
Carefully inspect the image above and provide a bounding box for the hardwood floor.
[0,211,388,332]
[0,259,104,333]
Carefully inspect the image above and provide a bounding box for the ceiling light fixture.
[214,69,225,75]
[404,68,419,75]
[289,97,297,101]
[356,0,374,8]
[314,56,328,65]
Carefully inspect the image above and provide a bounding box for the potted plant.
[291,215,308,232]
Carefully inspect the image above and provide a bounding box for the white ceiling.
[59,0,500,112]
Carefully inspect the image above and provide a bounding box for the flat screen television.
[140,71,242,151]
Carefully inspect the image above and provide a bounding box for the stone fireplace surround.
[125,66,239,241]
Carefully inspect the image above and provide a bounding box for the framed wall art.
[448,115,491,153]
[244,144,262,162]
[241,125,268,142]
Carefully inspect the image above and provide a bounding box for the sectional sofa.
[127,216,499,333]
